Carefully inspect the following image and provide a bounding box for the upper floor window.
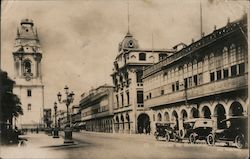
[27,104,31,110]
[27,89,32,97]
[159,53,167,61]
[230,44,236,64]
[137,91,144,104]
[139,53,146,61]
[136,69,143,83]
[209,53,215,69]
[237,46,244,63]
[222,47,229,65]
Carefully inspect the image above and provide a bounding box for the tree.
[0,70,23,124]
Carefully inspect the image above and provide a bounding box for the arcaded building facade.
[111,32,175,133]
[79,85,114,133]
[143,15,248,133]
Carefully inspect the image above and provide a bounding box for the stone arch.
[126,113,131,131]
[121,114,125,130]
[23,59,32,74]
[164,112,170,122]
[190,107,199,118]
[201,106,211,119]
[137,113,150,134]
[157,113,162,122]
[171,110,179,130]
[214,104,226,129]
[229,101,244,116]
[227,98,246,116]
[180,109,188,122]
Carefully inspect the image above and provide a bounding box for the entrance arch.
[202,106,211,119]
[121,115,125,131]
[214,104,226,129]
[137,113,150,134]
[157,113,162,122]
[164,112,170,122]
[180,109,188,122]
[172,110,179,130]
[191,107,199,118]
[126,113,130,131]
[229,102,244,116]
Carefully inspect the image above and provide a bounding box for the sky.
[1,0,248,111]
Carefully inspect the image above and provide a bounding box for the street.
[0,131,248,159]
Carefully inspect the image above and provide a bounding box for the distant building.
[143,15,248,133]
[12,19,44,129]
[111,32,175,134]
[43,109,52,128]
[79,84,114,133]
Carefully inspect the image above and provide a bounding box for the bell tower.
[13,19,44,129]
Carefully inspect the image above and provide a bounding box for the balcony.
[145,74,248,108]
[114,105,132,113]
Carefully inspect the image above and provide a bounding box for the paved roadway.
[0,131,248,159]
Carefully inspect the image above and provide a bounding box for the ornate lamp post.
[53,102,59,138]
[57,85,75,144]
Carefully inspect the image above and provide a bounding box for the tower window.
[139,53,146,61]
[28,104,31,110]
[136,69,143,83]
[24,60,32,74]
[137,91,143,104]
[27,89,32,97]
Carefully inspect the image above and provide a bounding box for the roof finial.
[127,0,130,34]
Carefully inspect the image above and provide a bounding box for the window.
[176,81,179,91]
[198,73,203,85]
[231,65,237,76]
[172,84,175,92]
[24,60,32,74]
[210,72,215,81]
[27,104,31,110]
[139,53,146,61]
[126,91,130,105]
[223,69,229,78]
[239,63,245,75]
[222,47,228,65]
[149,93,152,98]
[159,53,167,61]
[193,75,198,86]
[209,53,215,69]
[153,114,155,121]
[237,46,244,63]
[27,89,32,97]
[136,70,143,83]
[121,93,124,107]
[161,89,164,95]
[116,95,119,108]
[184,78,188,89]
[230,44,236,64]
[137,91,144,104]
[188,77,192,87]
[217,70,222,80]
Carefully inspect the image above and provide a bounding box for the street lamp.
[53,102,59,138]
[57,85,75,144]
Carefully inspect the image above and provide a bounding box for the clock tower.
[13,19,44,129]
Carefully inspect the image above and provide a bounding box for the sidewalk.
[79,130,154,139]
[0,133,65,159]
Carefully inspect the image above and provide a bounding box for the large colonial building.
[12,19,44,129]
[143,15,248,133]
[79,84,114,133]
[111,32,175,133]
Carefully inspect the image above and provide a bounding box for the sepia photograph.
[0,0,249,158]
